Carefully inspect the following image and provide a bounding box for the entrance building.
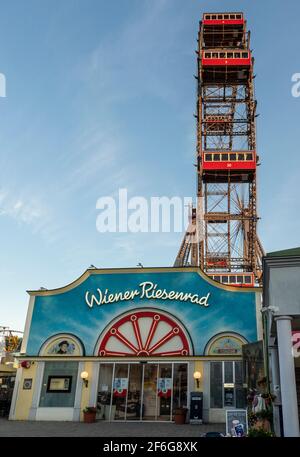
[263,248,300,437]
[10,267,262,423]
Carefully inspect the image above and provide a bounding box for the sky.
[0,0,300,331]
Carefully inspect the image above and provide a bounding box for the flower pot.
[253,418,271,432]
[174,408,188,425]
[83,411,96,423]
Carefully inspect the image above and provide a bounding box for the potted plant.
[173,407,188,425]
[83,406,97,423]
[253,409,272,432]
[248,427,274,437]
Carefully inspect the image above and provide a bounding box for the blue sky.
[0,0,300,331]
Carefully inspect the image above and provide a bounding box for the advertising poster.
[226,409,248,437]
[113,378,128,397]
[157,378,172,397]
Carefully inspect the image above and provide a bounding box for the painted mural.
[24,270,259,357]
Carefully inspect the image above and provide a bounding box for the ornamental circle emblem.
[97,310,191,357]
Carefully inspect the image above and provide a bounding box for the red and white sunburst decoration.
[97,310,191,357]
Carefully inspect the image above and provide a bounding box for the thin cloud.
[0,187,62,244]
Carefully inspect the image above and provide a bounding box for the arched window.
[95,309,193,357]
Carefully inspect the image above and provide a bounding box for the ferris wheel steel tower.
[175,12,264,286]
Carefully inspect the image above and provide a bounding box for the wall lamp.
[80,371,89,388]
[193,371,202,388]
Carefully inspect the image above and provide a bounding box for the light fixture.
[80,371,89,387]
[193,371,202,388]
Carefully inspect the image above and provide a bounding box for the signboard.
[157,378,172,397]
[226,409,248,437]
[208,335,244,355]
[242,341,264,389]
[23,378,33,390]
[46,376,72,393]
[113,378,128,397]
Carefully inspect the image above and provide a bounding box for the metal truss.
[175,13,264,284]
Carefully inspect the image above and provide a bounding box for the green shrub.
[248,427,274,438]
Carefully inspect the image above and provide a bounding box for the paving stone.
[0,418,226,437]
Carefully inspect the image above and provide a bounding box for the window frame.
[210,361,246,409]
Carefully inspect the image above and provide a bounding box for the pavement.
[0,418,226,437]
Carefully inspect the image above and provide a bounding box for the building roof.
[267,247,300,257]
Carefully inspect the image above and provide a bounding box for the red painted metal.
[98,310,191,357]
[202,55,251,67]
[202,160,256,171]
[203,19,244,26]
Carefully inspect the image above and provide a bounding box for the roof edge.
[27,266,261,296]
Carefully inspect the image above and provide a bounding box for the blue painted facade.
[25,269,259,356]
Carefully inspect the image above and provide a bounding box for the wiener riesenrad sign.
[85,281,211,309]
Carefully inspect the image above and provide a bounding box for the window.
[173,364,188,413]
[236,14,242,19]
[230,153,236,161]
[218,15,222,19]
[210,361,246,409]
[235,362,246,408]
[238,153,244,161]
[236,276,243,283]
[220,52,226,59]
[214,276,221,282]
[224,15,229,19]
[212,15,216,20]
[242,52,248,58]
[205,53,211,58]
[244,275,252,284]
[229,275,236,283]
[210,362,223,408]
[205,154,212,161]
[234,52,240,58]
[222,276,229,283]
[221,154,229,161]
[230,14,235,19]
[227,52,233,58]
[39,362,78,407]
[214,154,221,161]
[212,53,218,58]
[224,362,233,383]
[246,153,252,160]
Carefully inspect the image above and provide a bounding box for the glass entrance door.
[97,362,188,421]
[127,364,143,420]
[157,364,172,421]
[143,364,158,420]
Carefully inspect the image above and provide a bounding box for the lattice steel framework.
[175,12,264,283]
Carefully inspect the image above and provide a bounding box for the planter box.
[83,411,96,423]
[174,408,188,425]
